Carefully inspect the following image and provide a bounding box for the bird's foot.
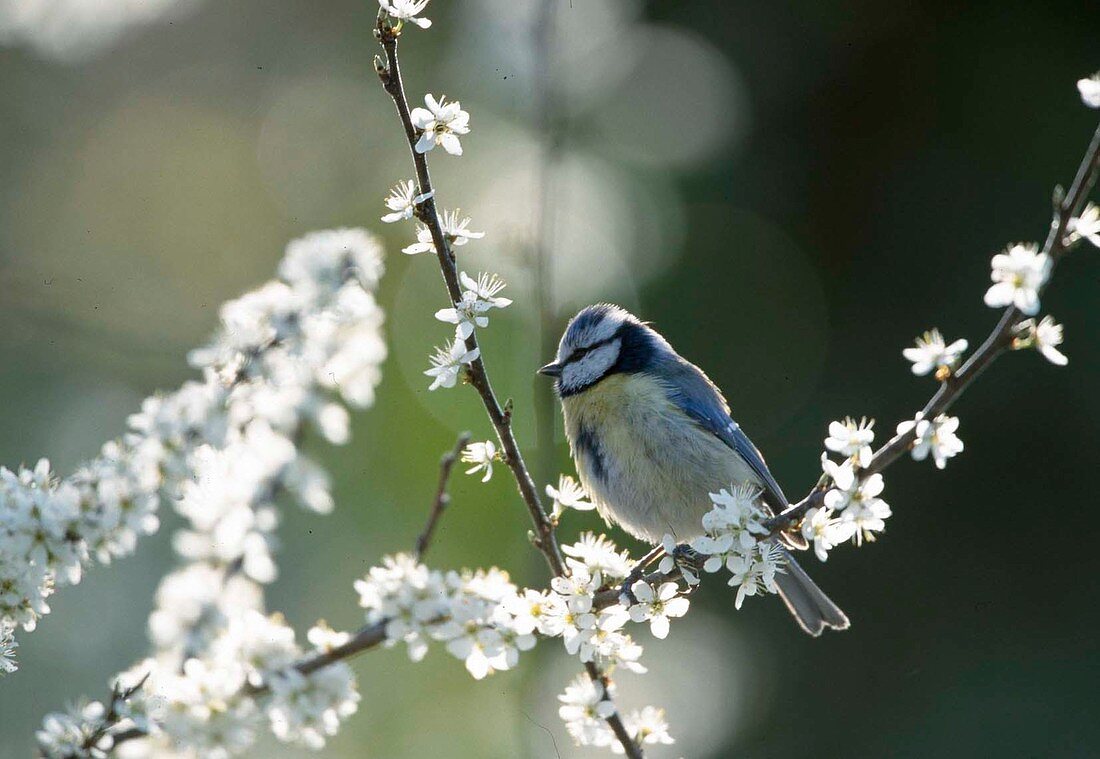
[664,543,705,586]
[618,569,645,605]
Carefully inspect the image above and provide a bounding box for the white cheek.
[561,342,621,391]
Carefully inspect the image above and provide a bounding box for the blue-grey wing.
[658,356,789,513]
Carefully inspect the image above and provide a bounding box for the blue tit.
[539,304,848,636]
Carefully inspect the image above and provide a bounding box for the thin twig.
[765,118,1100,534]
[585,662,643,759]
[373,18,640,757]
[415,432,471,560]
[374,20,566,578]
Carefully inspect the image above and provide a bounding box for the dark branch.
[373,18,639,756]
[415,432,471,560]
[766,118,1100,534]
[374,21,566,578]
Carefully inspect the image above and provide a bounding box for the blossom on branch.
[823,465,892,546]
[460,440,497,482]
[435,271,511,339]
[424,338,480,390]
[0,623,16,675]
[402,210,484,255]
[378,0,432,30]
[1068,203,1100,249]
[983,242,1051,315]
[625,580,689,639]
[903,329,968,378]
[824,416,876,467]
[897,413,964,469]
[411,94,470,155]
[1014,315,1068,366]
[562,533,632,580]
[619,706,675,754]
[688,485,786,604]
[801,507,853,562]
[381,179,433,223]
[1078,73,1100,108]
[36,699,114,758]
[558,674,617,749]
[547,474,594,519]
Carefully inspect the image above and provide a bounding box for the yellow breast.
[561,373,755,542]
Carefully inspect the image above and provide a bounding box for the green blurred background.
[1,0,1098,756]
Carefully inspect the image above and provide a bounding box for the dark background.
[1,0,1097,756]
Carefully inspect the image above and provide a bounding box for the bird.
[538,303,849,636]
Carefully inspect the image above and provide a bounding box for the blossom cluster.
[353,535,678,751]
[685,486,786,608]
[141,227,386,658]
[558,674,673,754]
[979,231,1084,368]
[37,612,360,758]
[0,444,160,662]
[35,228,386,755]
[801,418,892,561]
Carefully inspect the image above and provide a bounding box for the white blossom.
[33,227,385,753]
[546,474,594,518]
[562,532,633,580]
[0,623,16,675]
[689,486,785,605]
[402,211,484,255]
[1068,203,1100,249]
[503,589,565,637]
[381,179,433,223]
[1078,73,1100,108]
[558,673,616,749]
[576,606,644,672]
[440,210,484,246]
[801,507,854,562]
[307,621,351,652]
[839,496,892,546]
[725,542,784,608]
[896,413,964,469]
[36,700,113,759]
[551,561,601,614]
[411,94,470,155]
[460,440,497,482]
[379,0,432,30]
[1032,315,1068,366]
[903,329,968,378]
[266,665,359,750]
[983,243,1051,315]
[824,416,875,467]
[424,338,480,390]
[434,271,511,339]
[824,468,892,545]
[354,555,540,681]
[619,706,675,753]
[625,581,689,639]
[402,224,436,256]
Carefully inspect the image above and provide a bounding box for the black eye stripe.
[566,334,619,364]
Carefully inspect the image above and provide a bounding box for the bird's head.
[538,304,669,396]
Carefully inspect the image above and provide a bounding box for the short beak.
[538,362,562,378]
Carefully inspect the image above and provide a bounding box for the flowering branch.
[23,2,1096,756]
[373,19,566,577]
[372,15,643,757]
[106,432,469,751]
[764,118,1100,534]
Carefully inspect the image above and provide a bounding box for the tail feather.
[773,547,849,636]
